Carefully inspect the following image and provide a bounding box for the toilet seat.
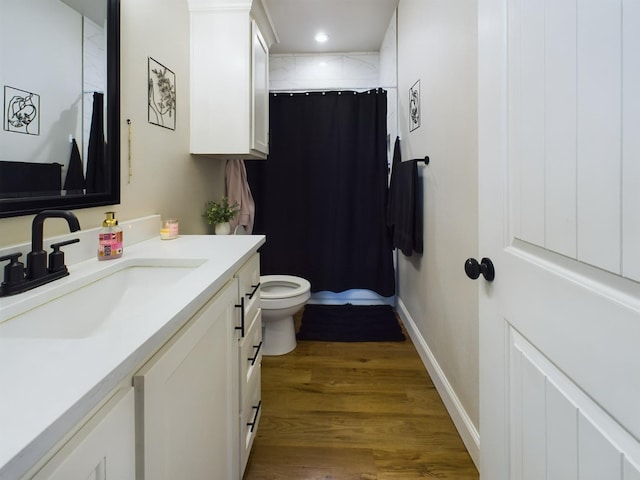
[260,275,311,312]
[260,275,311,299]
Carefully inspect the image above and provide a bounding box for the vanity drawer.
[239,309,262,399]
[240,367,261,474]
[236,254,260,335]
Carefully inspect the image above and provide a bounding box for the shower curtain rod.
[270,86,397,93]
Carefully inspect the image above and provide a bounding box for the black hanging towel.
[63,138,86,194]
[387,137,423,256]
[386,136,402,233]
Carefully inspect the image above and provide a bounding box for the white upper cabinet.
[252,21,269,155]
[188,0,276,159]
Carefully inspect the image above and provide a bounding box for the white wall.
[270,52,380,91]
[394,0,480,464]
[0,0,226,247]
[82,16,106,166]
[1,0,82,169]
[380,11,398,162]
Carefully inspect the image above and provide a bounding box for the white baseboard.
[396,298,480,468]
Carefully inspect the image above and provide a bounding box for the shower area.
[247,45,399,305]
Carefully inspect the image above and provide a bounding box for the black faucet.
[0,210,81,297]
[27,210,81,280]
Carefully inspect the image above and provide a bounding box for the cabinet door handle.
[248,341,263,366]
[235,297,245,337]
[245,282,261,300]
[247,401,261,433]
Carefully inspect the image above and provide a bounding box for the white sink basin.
[0,258,205,339]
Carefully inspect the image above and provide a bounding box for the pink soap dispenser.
[98,211,123,260]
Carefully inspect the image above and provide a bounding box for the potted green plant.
[204,196,240,234]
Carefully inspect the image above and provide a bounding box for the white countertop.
[0,233,265,480]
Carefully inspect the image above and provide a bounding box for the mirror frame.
[0,0,120,218]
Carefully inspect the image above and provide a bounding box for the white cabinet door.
[478,0,640,478]
[251,20,269,155]
[134,280,239,480]
[32,388,135,480]
[240,365,261,474]
[188,4,271,159]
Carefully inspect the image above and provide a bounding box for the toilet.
[260,275,311,355]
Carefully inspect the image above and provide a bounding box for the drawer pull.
[248,341,263,366]
[245,282,261,300]
[234,297,245,337]
[247,401,261,433]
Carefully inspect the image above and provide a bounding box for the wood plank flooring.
[243,311,479,479]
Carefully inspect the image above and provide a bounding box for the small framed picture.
[148,57,176,130]
[409,80,420,132]
[4,85,40,135]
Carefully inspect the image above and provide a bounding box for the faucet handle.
[48,239,80,273]
[0,253,25,287]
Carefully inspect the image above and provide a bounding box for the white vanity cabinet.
[234,253,262,474]
[0,231,266,480]
[28,255,263,480]
[134,280,240,480]
[31,388,135,480]
[188,0,275,159]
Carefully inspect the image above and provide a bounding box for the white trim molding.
[396,298,480,468]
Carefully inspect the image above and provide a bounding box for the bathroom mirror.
[0,0,120,218]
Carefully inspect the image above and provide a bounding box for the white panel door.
[478,0,640,479]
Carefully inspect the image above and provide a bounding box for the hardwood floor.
[243,311,479,479]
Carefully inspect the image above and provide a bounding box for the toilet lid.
[260,275,311,299]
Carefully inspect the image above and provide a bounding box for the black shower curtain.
[85,92,105,193]
[247,89,395,297]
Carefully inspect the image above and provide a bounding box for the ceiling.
[60,0,105,25]
[264,0,399,54]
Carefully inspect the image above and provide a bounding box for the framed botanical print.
[148,57,176,130]
[409,80,420,132]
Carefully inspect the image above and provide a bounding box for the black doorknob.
[464,257,495,282]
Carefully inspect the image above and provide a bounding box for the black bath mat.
[297,304,406,342]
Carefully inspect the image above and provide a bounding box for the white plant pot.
[214,222,231,235]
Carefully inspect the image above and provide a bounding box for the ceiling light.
[315,32,328,43]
